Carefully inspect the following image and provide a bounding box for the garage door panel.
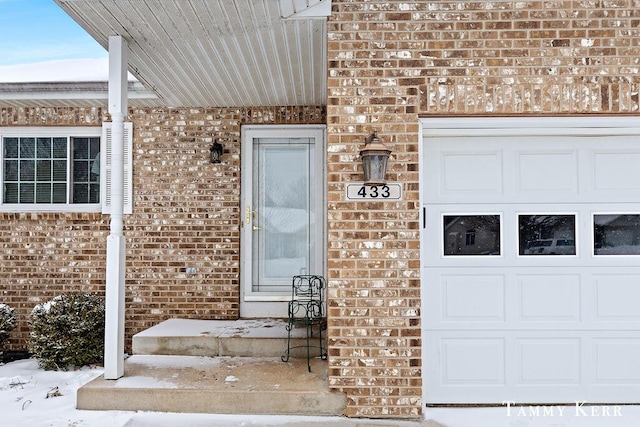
[593,337,640,385]
[593,151,640,191]
[517,150,578,192]
[424,270,507,327]
[584,144,640,201]
[426,139,504,204]
[442,275,505,322]
[442,150,502,194]
[426,135,640,204]
[517,338,581,384]
[426,332,640,403]
[441,337,505,385]
[518,274,581,322]
[427,268,640,330]
[594,338,640,383]
[595,275,640,321]
[426,331,586,403]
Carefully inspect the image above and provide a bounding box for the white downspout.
[104,35,128,380]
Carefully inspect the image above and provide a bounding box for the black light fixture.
[209,139,223,164]
[360,131,392,185]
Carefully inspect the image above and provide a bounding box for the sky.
[0,0,106,66]
[0,0,109,82]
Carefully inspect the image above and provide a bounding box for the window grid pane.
[3,136,75,204]
[37,137,52,158]
[20,183,35,203]
[4,137,18,158]
[52,183,67,203]
[19,138,35,158]
[53,138,67,158]
[36,183,52,203]
[71,137,100,204]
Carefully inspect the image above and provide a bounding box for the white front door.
[240,125,325,318]
[421,117,640,404]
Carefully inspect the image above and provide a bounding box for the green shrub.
[0,303,17,351]
[28,293,105,370]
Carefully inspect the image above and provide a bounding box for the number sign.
[346,183,402,200]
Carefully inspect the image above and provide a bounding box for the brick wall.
[3,0,640,419]
[326,0,640,418]
[0,107,107,350]
[0,105,324,352]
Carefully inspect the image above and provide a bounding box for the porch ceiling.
[54,0,329,108]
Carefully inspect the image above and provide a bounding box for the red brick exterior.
[325,0,640,418]
[1,106,324,353]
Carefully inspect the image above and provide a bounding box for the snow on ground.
[0,358,416,427]
[0,358,130,427]
[2,358,640,427]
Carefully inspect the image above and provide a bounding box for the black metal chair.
[281,274,327,372]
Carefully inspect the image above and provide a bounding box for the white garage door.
[421,117,640,404]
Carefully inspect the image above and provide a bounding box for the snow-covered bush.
[28,293,105,370]
[0,303,17,351]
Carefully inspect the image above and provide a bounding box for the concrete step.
[77,355,346,416]
[133,318,324,358]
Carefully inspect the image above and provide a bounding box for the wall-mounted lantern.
[360,131,391,185]
[209,140,223,164]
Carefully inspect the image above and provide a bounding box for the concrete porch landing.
[132,318,318,358]
[78,355,345,415]
[78,319,345,415]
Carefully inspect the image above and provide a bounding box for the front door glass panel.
[252,139,314,292]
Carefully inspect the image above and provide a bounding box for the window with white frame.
[3,135,100,204]
[1,124,132,213]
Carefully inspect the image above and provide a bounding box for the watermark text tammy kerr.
[502,401,623,417]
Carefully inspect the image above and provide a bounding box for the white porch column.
[104,35,128,380]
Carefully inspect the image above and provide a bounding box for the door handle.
[251,208,260,229]
[247,206,260,230]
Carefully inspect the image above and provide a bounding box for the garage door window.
[519,214,576,256]
[443,214,500,256]
[594,214,640,255]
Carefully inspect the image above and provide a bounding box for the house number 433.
[346,183,402,200]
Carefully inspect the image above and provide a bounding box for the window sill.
[0,204,103,213]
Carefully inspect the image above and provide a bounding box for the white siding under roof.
[55,0,328,108]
